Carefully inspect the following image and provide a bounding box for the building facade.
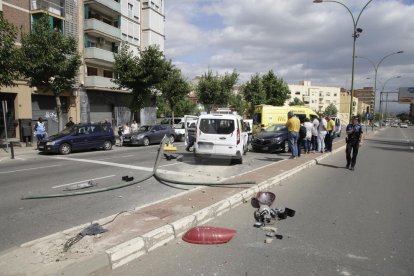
[0,0,165,143]
[287,81,341,113]
[354,87,374,113]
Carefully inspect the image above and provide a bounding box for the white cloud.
[165,0,414,112]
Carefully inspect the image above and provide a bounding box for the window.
[103,70,113,78]
[334,93,337,97]
[326,92,330,97]
[128,3,133,17]
[86,41,96,48]
[200,119,235,135]
[295,91,301,95]
[87,67,98,76]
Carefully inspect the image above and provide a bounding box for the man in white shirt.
[130,120,138,133]
[318,117,327,153]
[311,115,319,153]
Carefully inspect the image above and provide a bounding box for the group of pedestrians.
[286,112,336,159]
[286,111,363,171]
[118,120,138,146]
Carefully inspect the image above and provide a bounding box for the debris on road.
[63,180,97,191]
[182,226,237,244]
[63,223,108,252]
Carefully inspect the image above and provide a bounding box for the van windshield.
[200,119,235,134]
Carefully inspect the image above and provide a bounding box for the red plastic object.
[182,226,237,244]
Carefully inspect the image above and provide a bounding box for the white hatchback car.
[193,114,248,164]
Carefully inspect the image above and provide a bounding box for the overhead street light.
[355,50,404,120]
[313,0,374,123]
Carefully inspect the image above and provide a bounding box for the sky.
[163,0,414,113]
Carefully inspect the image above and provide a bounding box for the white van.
[193,114,248,164]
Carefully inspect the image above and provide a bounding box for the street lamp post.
[356,51,403,121]
[313,0,373,123]
[378,76,401,126]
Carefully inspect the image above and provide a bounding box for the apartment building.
[1,0,165,143]
[287,81,341,113]
[0,0,32,142]
[354,87,374,112]
[79,0,165,125]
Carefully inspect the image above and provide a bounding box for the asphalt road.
[0,141,295,252]
[104,126,414,276]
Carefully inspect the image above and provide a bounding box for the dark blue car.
[38,123,115,155]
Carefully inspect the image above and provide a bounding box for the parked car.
[38,123,115,155]
[391,123,399,127]
[400,123,408,128]
[251,124,289,153]
[193,114,248,164]
[122,125,176,146]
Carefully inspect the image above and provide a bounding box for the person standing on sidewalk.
[345,117,363,171]
[318,116,327,153]
[303,118,313,154]
[286,111,300,159]
[65,117,75,128]
[34,117,46,150]
[325,116,335,152]
[297,122,306,157]
[311,115,319,153]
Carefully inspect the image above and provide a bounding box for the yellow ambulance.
[253,105,319,129]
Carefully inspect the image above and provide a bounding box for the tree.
[262,70,290,106]
[289,97,305,106]
[19,15,81,131]
[196,70,238,112]
[396,112,409,122]
[0,13,19,87]
[242,74,266,117]
[229,93,248,116]
[159,68,191,122]
[113,44,172,117]
[323,103,338,116]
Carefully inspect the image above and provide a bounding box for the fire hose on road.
[21,137,256,200]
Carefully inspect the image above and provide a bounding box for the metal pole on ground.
[2,100,9,152]
[10,142,15,159]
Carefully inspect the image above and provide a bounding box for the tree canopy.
[196,70,238,112]
[19,15,81,131]
[262,70,290,106]
[159,68,191,120]
[113,44,172,115]
[289,97,305,106]
[323,103,338,116]
[242,74,266,117]
[0,13,19,88]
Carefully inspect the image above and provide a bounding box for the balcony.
[84,19,121,41]
[84,47,115,66]
[84,76,118,89]
[84,0,121,15]
[31,0,64,17]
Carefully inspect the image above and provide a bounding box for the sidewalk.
[0,132,376,275]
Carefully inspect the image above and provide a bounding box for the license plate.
[123,138,130,142]
[38,146,45,149]
[262,147,268,151]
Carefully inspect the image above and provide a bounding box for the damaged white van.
[193,114,248,164]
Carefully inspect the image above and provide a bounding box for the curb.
[4,132,380,275]
[97,142,349,272]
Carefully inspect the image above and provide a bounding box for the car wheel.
[282,140,290,153]
[59,143,71,155]
[169,134,175,144]
[143,137,150,146]
[103,140,112,150]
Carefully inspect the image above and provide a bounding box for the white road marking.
[52,175,116,189]
[0,164,62,174]
[346,253,369,260]
[97,154,135,161]
[51,156,194,176]
[410,146,414,150]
